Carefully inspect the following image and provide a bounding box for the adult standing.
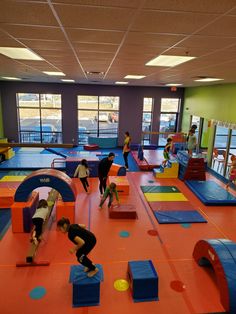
[123,131,131,170]
[98,152,115,196]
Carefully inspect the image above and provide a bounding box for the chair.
[212,149,226,172]
[226,154,236,175]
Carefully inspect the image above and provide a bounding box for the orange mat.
[0,188,15,208]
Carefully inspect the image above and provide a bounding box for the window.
[226,129,236,178]
[77,95,119,145]
[17,93,62,143]
[211,125,229,175]
[158,98,180,146]
[210,123,236,178]
[142,98,153,145]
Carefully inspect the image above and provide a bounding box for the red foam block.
[109,204,137,219]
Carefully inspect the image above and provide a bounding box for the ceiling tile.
[196,15,236,36]
[0,25,64,41]
[131,11,218,34]
[66,28,124,44]
[0,1,58,26]
[144,0,236,14]
[125,32,185,46]
[20,40,69,51]
[52,0,140,8]
[73,42,118,53]
[54,4,135,30]
[178,35,236,49]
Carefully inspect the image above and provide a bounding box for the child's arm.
[115,189,119,202]
[79,224,86,229]
[69,236,85,254]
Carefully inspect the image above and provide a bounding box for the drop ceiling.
[1,0,236,87]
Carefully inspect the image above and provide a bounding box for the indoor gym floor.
[0,150,234,314]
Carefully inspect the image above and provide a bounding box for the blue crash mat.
[154,210,207,224]
[185,180,236,205]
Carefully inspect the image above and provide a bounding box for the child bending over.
[99,182,119,209]
[57,217,98,277]
[31,199,49,245]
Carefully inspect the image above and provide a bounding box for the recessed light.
[85,71,104,75]
[194,78,224,82]
[0,47,43,60]
[43,71,66,76]
[115,81,128,85]
[1,76,21,80]
[124,75,146,79]
[61,79,75,82]
[165,83,183,86]
[146,55,196,67]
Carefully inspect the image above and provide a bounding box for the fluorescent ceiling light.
[43,71,66,76]
[194,78,224,82]
[124,75,146,79]
[115,81,128,85]
[146,55,196,67]
[0,47,43,60]
[165,83,183,86]
[1,76,21,80]
[61,79,75,82]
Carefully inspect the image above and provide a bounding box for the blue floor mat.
[0,208,11,240]
[0,147,139,171]
[0,153,63,170]
[186,180,236,205]
[43,147,139,171]
[153,210,207,224]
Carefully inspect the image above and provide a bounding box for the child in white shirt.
[32,199,49,244]
[74,159,90,193]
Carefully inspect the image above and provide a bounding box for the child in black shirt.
[57,217,98,277]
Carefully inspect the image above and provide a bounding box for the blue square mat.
[154,210,207,224]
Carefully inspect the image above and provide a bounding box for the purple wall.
[0,81,184,145]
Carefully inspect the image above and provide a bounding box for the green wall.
[182,83,236,132]
[0,92,3,138]
[182,83,236,163]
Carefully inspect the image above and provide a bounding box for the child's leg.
[80,177,88,192]
[76,240,98,276]
[85,177,89,187]
[99,194,108,207]
[108,193,114,208]
[123,152,129,168]
[32,218,44,240]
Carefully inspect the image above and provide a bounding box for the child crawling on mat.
[57,217,99,277]
[31,199,49,245]
[99,182,120,209]
[226,159,236,190]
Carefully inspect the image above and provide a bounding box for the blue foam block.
[65,159,99,178]
[128,260,158,302]
[196,239,236,312]
[154,210,207,224]
[185,180,236,205]
[69,264,103,307]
